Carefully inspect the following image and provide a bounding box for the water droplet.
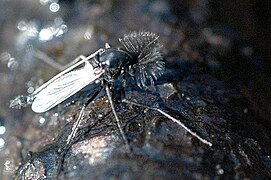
[17,21,28,31]
[40,0,49,6]
[0,52,11,62]
[4,160,12,171]
[49,26,59,35]
[241,47,253,57]
[84,27,94,40]
[0,126,6,135]
[49,2,60,12]
[52,24,68,37]
[0,138,5,148]
[217,168,224,175]
[39,117,46,124]
[51,113,59,121]
[16,141,22,147]
[215,164,224,175]
[84,31,92,40]
[243,108,248,114]
[27,87,35,94]
[60,24,68,33]
[39,28,53,41]
[27,26,39,38]
[54,17,63,26]
[95,79,100,84]
[26,80,35,87]
[7,58,18,71]
[0,52,18,71]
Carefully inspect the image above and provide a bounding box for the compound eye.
[98,49,106,57]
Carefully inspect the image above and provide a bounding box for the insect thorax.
[99,49,135,80]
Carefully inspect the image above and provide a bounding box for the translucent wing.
[32,63,104,113]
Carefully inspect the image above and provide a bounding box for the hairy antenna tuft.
[119,31,165,88]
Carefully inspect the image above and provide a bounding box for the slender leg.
[65,105,86,147]
[122,99,212,147]
[61,48,103,70]
[57,86,103,174]
[34,50,65,71]
[56,105,86,175]
[60,55,87,70]
[105,85,131,152]
[64,86,103,148]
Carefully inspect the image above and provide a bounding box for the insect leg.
[61,48,103,70]
[121,99,212,147]
[57,105,85,174]
[34,50,65,71]
[105,84,131,152]
[57,86,103,174]
[65,86,103,148]
[60,55,87,70]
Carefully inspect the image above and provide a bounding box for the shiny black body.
[99,49,135,83]
[90,31,165,89]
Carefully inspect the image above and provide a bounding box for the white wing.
[32,64,104,113]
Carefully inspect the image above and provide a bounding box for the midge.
[10,31,212,152]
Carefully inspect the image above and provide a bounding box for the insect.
[10,31,211,154]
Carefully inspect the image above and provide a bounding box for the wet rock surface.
[14,74,271,179]
[0,0,271,179]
